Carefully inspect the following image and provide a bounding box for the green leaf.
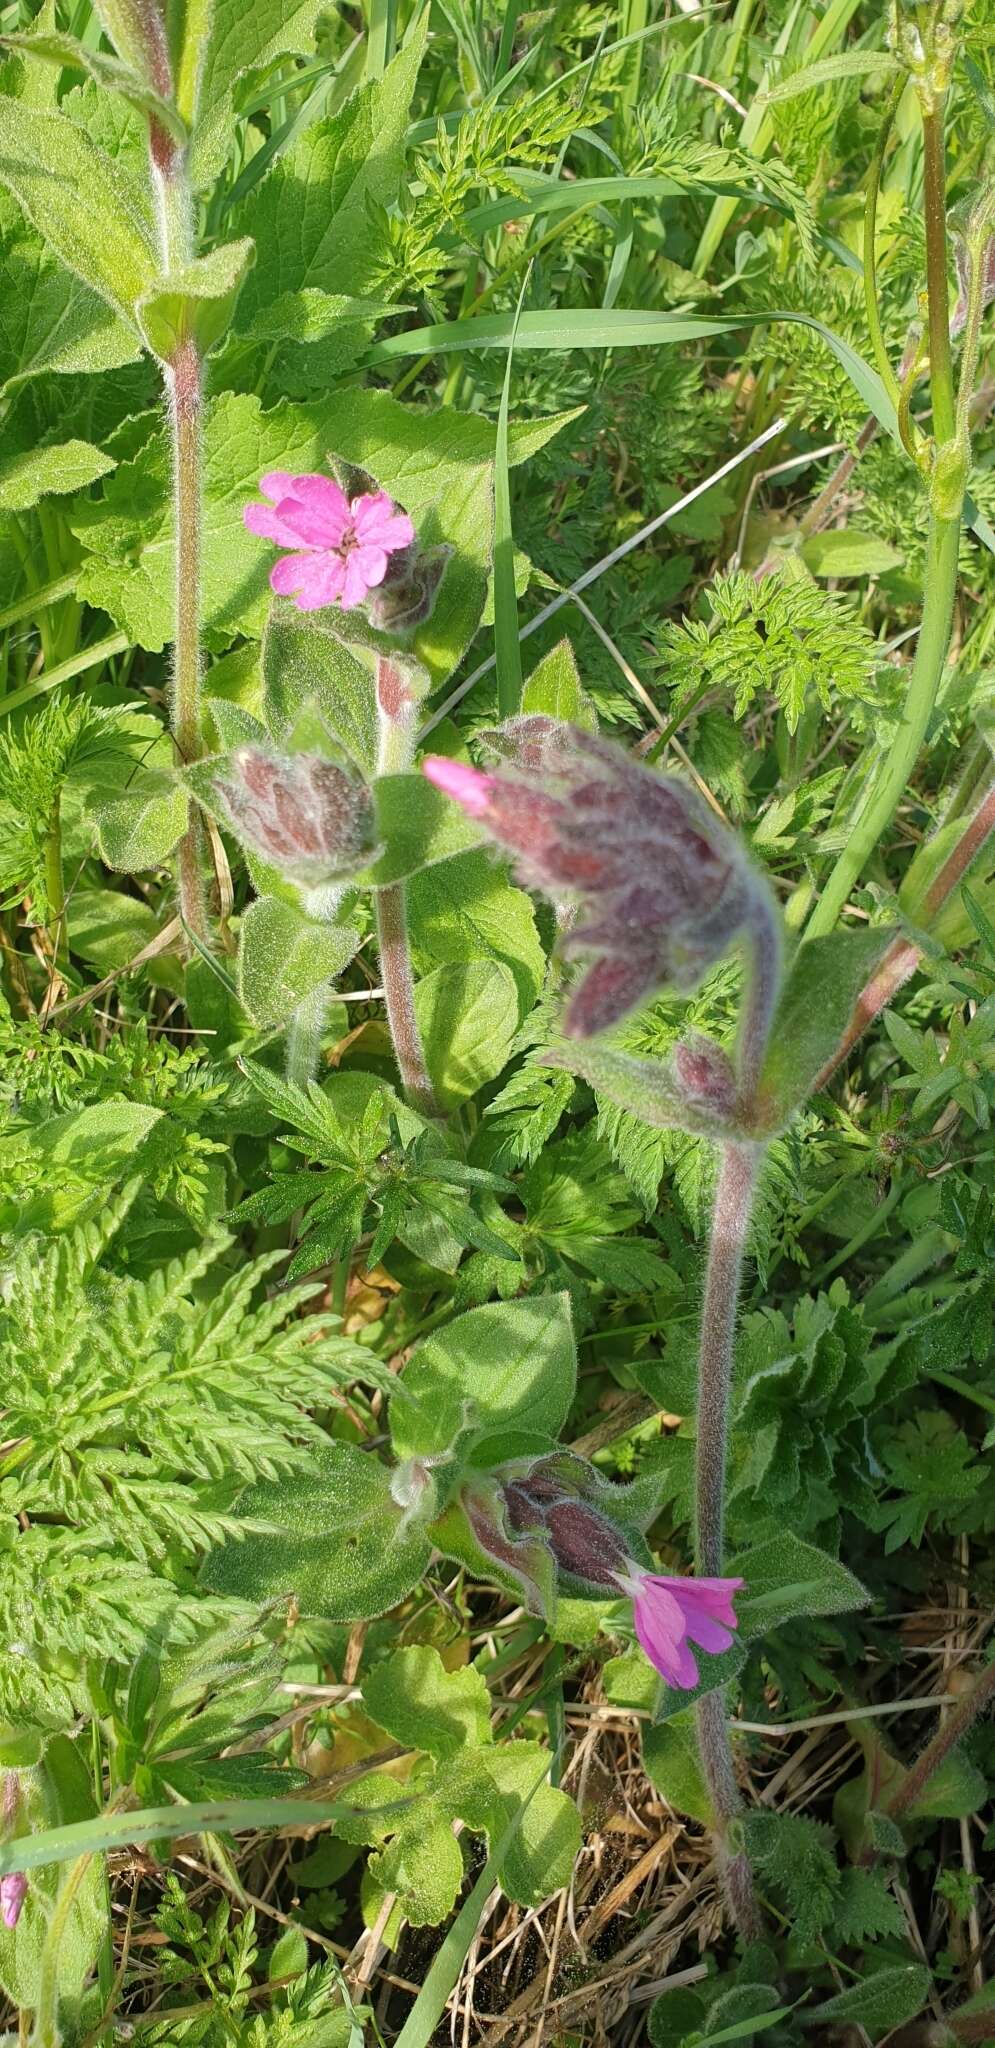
[652,1640,747,1723]
[390,1294,577,1461]
[232,24,427,318]
[803,1965,931,2039]
[96,773,188,870]
[245,289,399,345]
[362,773,484,887]
[457,1742,581,1906]
[363,1647,493,1759]
[801,527,904,578]
[415,960,519,1109]
[200,1443,432,1620]
[521,637,597,728]
[0,437,115,511]
[263,603,378,771]
[760,48,901,101]
[362,1803,465,1930]
[0,100,157,325]
[0,1736,105,2011]
[641,1712,712,1824]
[733,1533,869,1635]
[755,928,899,1130]
[236,896,360,1030]
[0,29,186,135]
[0,190,141,398]
[193,0,342,179]
[407,850,546,1014]
[136,238,256,361]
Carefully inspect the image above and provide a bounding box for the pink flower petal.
[270,551,346,610]
[351,542,389,591]
[351,491,415,551]
[680,1609,734,1655]
[259,470,298,502]
[633,1600,699,1689]
[423,756,497,818]
[275,475,352,547]
[244,499,316,549]
[339,549,376,608]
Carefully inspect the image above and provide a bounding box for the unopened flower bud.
[504,1484,629,1589]
[214,746,374,884]
[672,1033,738,1112]
[0,1870,26,1930]
[424,727,772,1038]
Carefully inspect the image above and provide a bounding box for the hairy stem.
[887,1660,995,1829]
[33,1851,99,2048]
[694,1139,762,1938]
[166,333,207,940]
[286,985,330,1088]
[375,657,439,1117]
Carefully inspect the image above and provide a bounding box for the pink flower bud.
[672,1034,738,1112]
[214,746,374,884]
[424,728,766,1038]
[0,1870,26,1930]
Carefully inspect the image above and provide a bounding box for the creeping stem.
[374,657,439,1117]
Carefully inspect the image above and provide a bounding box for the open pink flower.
[1,1870,27,1930]
[615,1566,742,1689]
[244,473,414,612]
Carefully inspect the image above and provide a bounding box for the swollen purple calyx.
[213,746,374,885]
[423,727,769,1038]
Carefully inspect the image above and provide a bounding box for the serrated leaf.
[0,100,157,325]
[193,0,339,180]
[390,1294,577,1461]
[363,1647,493,1760]
[245,289,398,344]
[521,637,597,728]
[755,928,899,1130]
[200,1443,431,1620]
[733,1533,869,1635]
[0,30,185,136]
[456,1741,581,1906]
[236,896,360,1029]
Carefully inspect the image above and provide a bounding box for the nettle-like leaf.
[0,188,140,398]
[190,0,332,183]
[414,959,520,1109]
[0,99,157,327]
[0,1185,379,1708]
[342,1646,580,1930]
[389,1294,577,1462]
[236,896,361,1030]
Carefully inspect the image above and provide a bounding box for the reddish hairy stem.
[375,656,439,1117]
[887,1661,995,1828]
[814,778,995,1091]
[694,1140,763,1939]
[167,336,207,939]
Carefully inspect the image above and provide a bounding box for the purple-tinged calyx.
[423,727,770,1039]
[213,746,374,885]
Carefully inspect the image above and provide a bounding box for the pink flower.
[1,1870,27,1930]
[615,1566,743,1690]
[244,473,414,612]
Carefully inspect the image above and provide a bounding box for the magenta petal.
[277,475,351,546]
[634,1602,699,1690]
[351,491,415,550]
[270,551,345,609]
[259,470,298,501]
[352,542,389,590]
[682,1611,734,1655]
[244,500,314,548]
[338,549,374,607]
[423,756,496,817]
